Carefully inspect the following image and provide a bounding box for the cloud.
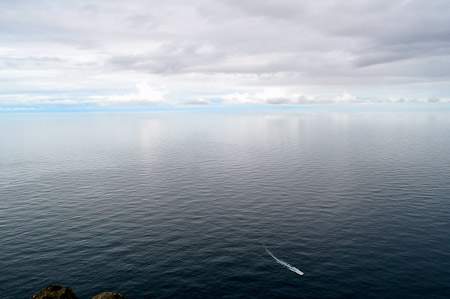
[179,98,211,105]
[1,0,450,110]
[89,82,170,105]
[353,52,410,68]
[222,89,361,105]
[220,90,450,105]
[369,97,450,104]
[333,93,358,104]
[0,82,171,107]
[428,96,440,103]
[0,107,38,111]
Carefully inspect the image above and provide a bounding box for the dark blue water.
[1,109,449,298]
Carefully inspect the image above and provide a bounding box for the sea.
[1,107,449,298]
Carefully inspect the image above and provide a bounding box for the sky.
[1,0,450,111]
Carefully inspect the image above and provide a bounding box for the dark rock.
[32,284,78,299]
[92,292,128,299]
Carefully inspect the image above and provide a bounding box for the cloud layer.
[1,0,450,109]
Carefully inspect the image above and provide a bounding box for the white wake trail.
[265,246,304,276]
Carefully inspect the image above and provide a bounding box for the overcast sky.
[1,0,450,110]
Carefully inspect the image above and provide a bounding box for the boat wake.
[265,246,304,276]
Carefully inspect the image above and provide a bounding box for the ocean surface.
[1,108,449,298]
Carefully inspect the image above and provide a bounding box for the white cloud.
[222,89,361,105]
[222,92,254,105]
[0,82,171,107]
[88,82,170,105]
[222,88,303,105]
[0,107,38,111]
[333,92,358,104]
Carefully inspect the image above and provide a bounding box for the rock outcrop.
[92,292,128,299]
[32,285,128,299]
[32,284,78,299]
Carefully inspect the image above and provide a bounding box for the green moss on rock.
[32,285,128,299]
[31,284,78,299]
[92,292,128,299]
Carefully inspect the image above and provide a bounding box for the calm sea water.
[1,109,449,298]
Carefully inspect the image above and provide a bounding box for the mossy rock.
[32,284,78,299]
[92,292,128,299]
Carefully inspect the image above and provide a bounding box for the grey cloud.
[180,99,211,105]
[428,97,440,103]
[220,0,307,20]
[1,0,450,102]
[353,53,410,68]
[107,1,450,84]
[265,97,294,105]
[107,42,226,74]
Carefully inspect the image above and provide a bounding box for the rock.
[92,292,128,299]
[32,285,128,299]
[32,284,78,299]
